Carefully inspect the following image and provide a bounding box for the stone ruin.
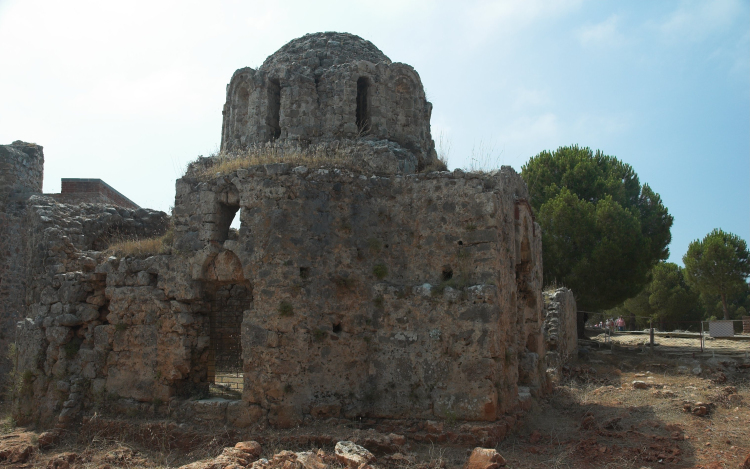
[221,32,442,174]
[4,32,577,441]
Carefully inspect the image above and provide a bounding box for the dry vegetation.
[185,139,451,182]
[105,226,174,259]
[186,143,360,181]
[1,349,748,468]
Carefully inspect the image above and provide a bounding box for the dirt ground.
[1,345,749,468]
[590,331,750,355]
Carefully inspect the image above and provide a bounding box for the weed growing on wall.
[278,301,294,317]
[372,263,388,280]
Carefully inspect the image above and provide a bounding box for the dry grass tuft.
[106,227,174,258]
[187,142,358,181]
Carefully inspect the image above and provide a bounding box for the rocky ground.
[1,345,748,468]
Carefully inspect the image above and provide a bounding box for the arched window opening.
[233,86,250,143]
[356,77,370,133]
[267,79,281,140]
[216,202,240,244]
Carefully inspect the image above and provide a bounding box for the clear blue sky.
[0,0,747,265]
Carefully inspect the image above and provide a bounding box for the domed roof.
[260,32,391,75]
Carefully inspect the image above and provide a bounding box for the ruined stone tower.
[221,32,439,172]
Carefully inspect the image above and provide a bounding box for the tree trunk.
[721,293,730,320]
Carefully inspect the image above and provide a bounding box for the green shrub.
[313,329,327,342]
[373,263,388,280]
[278,301,294,317]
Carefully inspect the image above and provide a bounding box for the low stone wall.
[542,288,577,368]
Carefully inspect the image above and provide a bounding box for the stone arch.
[198,249,253,399]
[216,182,241,243]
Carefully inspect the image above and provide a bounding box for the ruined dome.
[260,32,391,76]
[221,32,443,173]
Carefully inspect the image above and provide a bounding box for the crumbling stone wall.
[167,163,545,426]
[0,142,44,380]
[542,288,577,369]
[13,197,168,425]
[221,32,439,172]
[16,164,546,430]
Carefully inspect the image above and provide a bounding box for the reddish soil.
[1,346,748,468]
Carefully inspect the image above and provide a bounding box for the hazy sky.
[0,0,747,265]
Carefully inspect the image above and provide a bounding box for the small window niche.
[267,79,281,140]
[356,76,371,133]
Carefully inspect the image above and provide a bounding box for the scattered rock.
[334,441,374,468]
[632,380,648,389]
[528,430,542,444]
[463,447,506,469]
[692,403,709,416]
[295,451,328,469]
[0,432,37,463]
[235,441,262,457]
[46,452,78,469]
[38,430,62,448]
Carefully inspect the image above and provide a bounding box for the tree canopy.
[683,229,750,320]
[522,145,673,311]
[609,262,703,330]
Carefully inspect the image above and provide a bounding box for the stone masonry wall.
[15,162,546,432]
[0,142,44,381]
[13,197,168,425]
[542,288,577,369]
[170,164,544,427]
